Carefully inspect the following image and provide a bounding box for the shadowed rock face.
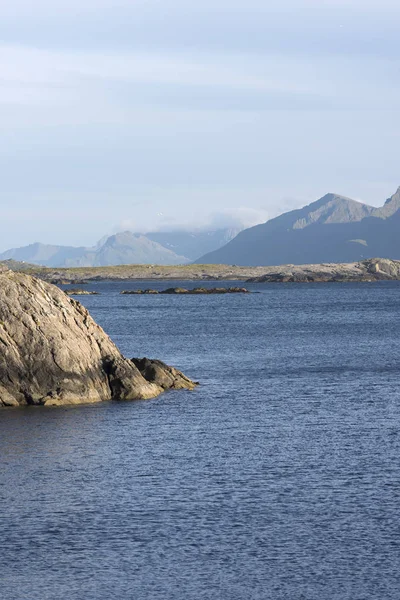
[131,358,198,390]
[0,268,196,407]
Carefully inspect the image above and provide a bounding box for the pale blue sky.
[1,0,399,251]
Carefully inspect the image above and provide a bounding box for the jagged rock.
[103,356,163,401]
[0,269,196,407]
[0,384,20,407]
[131,358,198,390]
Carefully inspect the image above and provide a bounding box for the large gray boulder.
[364,258,400,278]
[0,268,196,407]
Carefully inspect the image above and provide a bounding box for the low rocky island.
[2,257,400,284]
[64,289,99,296]
[121,287,250,295]
[0,266,197,407]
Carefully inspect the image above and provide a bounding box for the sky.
[0,0,399,251]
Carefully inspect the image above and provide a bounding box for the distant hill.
[0,232,188,267]
[0,242,94,267]
[88,232,189,266]
[0,259,39,271]
[0,228,238,267]
[195,188,400,266]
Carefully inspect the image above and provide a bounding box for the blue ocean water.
[1,280,400,600]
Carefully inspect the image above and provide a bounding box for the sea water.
[1,280,400,599]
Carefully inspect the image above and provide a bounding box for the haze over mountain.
[195,188,400,266]
[145,229,240,261]
[0,228,238,267]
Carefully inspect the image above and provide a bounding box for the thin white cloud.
[0,44,315,93]
[119,207,271,234]
[1,42,399,119]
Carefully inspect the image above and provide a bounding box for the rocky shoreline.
[247,258,400,283]
[0,266,197,408]
[2,257,400,284]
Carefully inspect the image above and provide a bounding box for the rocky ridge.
[0,228,239,267]
[247,258,400,283]
[196,187,400,266]
[0,267,196,407]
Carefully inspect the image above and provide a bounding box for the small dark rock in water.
[121,289,159,294]
[121,287,250,295]
[65,289,99,295]
[162,287,190,294]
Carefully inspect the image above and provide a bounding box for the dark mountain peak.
[101,231,145,249]
[277,192,373,231]
[194,188,400,266]
[314,192,351,204]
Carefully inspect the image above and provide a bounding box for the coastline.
[2,257,400,284]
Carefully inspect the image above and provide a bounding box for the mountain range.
[196,187,400,266]
[3,188,400,268]
[0,228,239,267]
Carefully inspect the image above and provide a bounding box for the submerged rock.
[0,268,197,407]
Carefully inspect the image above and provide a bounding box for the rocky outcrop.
[64,289,99,295]
[0,268,196,407]
[363,258,400,278]
[247,258,400,283]
[121,289,160,295]
[132,358,198,390]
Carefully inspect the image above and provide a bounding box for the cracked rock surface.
[0,268,196,407]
